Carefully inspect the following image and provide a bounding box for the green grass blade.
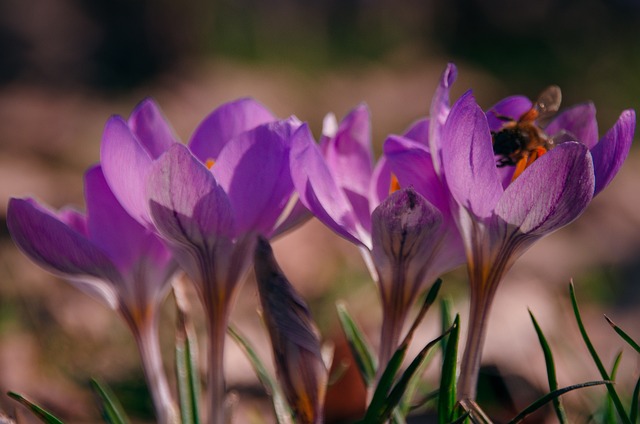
[175,283,201,424]
[605,315,640,355]
[90,379,130,424]
[606,352,624,424]
[507,381,609,424]
[228,325,293,424]
[569,282,631,424]
[528,309,567,424]
[440,298,453,364]
[630,375,640,423]
[362,342,408,423]
[380,328,452,422]
[438,315,460,424]
[336,302,378,387]
[7,392,64,424]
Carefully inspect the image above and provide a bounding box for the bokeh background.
[1,0,640,422]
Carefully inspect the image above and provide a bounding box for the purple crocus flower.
[290,105,464,366]
[100,98,309,423]
[7,166,178,424]
[426,64,635,401]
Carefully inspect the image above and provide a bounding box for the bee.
[491,85,562,178]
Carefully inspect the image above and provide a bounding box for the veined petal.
[496,142,594,236]
[7,198,120,308]
[147,144,235,249]
[100,116,154,227]
[212,120,297,237]
[370,155,393,212]
[545,103,598,149]
[442,92,503,218]
[290,124,369,247]
[323,104,374,206]
[383,135,450,214]
[403,118,429,144]
[429,63,457,173]
[485,95,532,131]
[85,165,147,271]
[128,98,179,159]
[255,238,327,424]
[188,97,276,163]
[371,188,443,298]
[591,109,635,196]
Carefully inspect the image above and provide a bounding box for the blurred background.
[1,0,640,422]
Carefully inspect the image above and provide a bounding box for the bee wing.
[534,85,562,120]
[547,129,577,148]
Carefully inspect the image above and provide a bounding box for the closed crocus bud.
[254,237,327,424]
[371,187,444,366]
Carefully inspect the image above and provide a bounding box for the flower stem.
[136,317,179,424]
[457,287,494,402]
[207,308,229,424]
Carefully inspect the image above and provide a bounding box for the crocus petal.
[290,124,368,247]
[429,63,457,173]
[442,92,503,218]
[383,135,450,213]
[485,95,532,131]
[100,116,154,227]
[496,142,594,236]
[545,103,598,149]
[323,104,374,216]
[147,144,236,249]
[188,98,276,163]
[85,166,175,289]
[85,165,150,272]
[370,156,393,211]
[371,188,443,296]
[128,98,179,158]
[213,120,297,237]
[403,118,429,144]
[7,198,120,308]
[254,238,327,424]
[590,109,635,196]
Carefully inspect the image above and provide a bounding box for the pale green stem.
[206,306,230,424]
[135,317,179,424]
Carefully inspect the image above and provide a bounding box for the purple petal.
[147,144,236,248]
[100,116,154,227]
[496,142,594,236]
[323,104,373,199]
[545,103,598,149]
[7,198,120,308]
[442,92,503,218]
[212,120,297,237]
[429,63,457,172]
[403,118,429,144]
[290,124,369,247]
[370,156,393,212]
[486,95,532,131]
[371,188,444,317]
[128,98,179,159]
[85,166,156,272]
[383,135,450,214]
[591,109,635,196]
[188,98,276,163]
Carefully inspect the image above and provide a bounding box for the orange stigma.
[205,159,215,169]
[389,173,401,194]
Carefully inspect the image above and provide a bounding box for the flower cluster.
[6,64,635,423]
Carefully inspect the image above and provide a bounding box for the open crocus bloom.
[100,97,309,423]
[291,105,464,366]
[428,64,636,401]
[7,166,178,424]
